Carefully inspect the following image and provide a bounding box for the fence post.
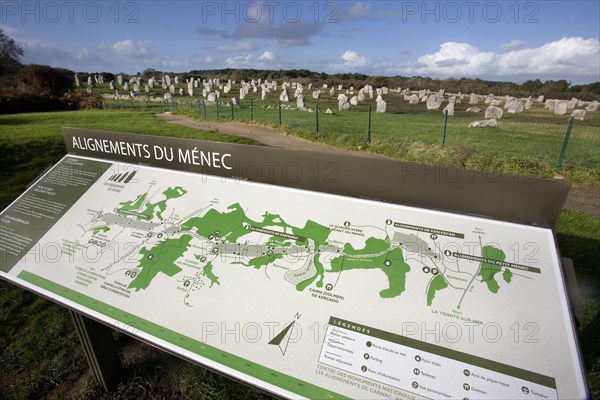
[202,100,207,119]
[368,105,372,143]
[556,116,575,168]
[116,97,119,110]
[198,102,202,118]
[250,98,254,121]
[441,109,449,148]
[216,100,220,119]
[278,100,282,125]
[316,105,319,134]
[230,102,234,120]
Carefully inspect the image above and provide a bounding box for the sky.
[1,0,599,83]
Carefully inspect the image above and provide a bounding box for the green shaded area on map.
[503,268,513,283]
[119,186,187,221]
[426,274,449,306]
[181,203,291,243]
[129,235,193,291]
[292,220,332,290]
[92,226,110,235]
[202,262,220,288]
[119,193,147,212]
[478,245,507,293]
[329,238,411,298]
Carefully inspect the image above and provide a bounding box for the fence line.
[101,96,599,172]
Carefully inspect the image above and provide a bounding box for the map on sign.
[0,155,587,399]
[78,181,534,311]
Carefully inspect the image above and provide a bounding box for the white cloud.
[217,39,255,53]
[330,50,370,71]
[394,37,600,80]
[98,39,154,59]
[258,51,275,62]
[501,39,527,52]
[225,54,252,67]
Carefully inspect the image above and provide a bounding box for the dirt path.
[158,113,387,158]
[158,113,599,216]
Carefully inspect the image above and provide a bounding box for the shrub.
[16,64,73,98]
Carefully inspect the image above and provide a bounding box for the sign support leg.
[70,311,123,391]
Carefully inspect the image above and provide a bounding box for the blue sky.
[2,1,599,83]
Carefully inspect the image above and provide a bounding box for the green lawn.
[0,109,599,398]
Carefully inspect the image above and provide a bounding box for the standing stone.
[179,88,184,96]
[87,76,93,87]
[376,99,387,113]
[484,106,503,119]
[507,100,524,113]
[350,96,358,106]
[325,108,333,114]
[312,90,320,99]
[338,95,350,111]
[123,82,129,92]
[568,98,578,110]
[442,102,454,116]
[117,75,123,86]
[357,92,365,102]
[164,92,172,101]
[145,84,150,93]
[409,94,419,104]
[426,94,443,110]
[466,107,481,113]
[469,118,498,128]
[188,81,194,97]
[554,101,568,115]
[586,101,598,112]
[174,76,179,85]
[207,93,216,104]
[165,75,172,86]
[469,93,478,104]
[261,88,268,100]
[537,95,545,102]
[329,88,335,96]
[296,94,305,109]
[545,99,558,110]
[571,109,586,121]
[74,74,81,87]
[279,89,289,102]
[109,81,115,90]
[169,85,175,95]
[133,83,139,93]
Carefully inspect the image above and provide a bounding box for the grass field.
[97,82,600,184]
[0,110,599,399]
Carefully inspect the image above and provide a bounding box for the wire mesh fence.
[99,91,599,173]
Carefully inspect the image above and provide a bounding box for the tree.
[17,64,73,98]
[0,28,24,61]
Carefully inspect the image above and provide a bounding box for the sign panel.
[0,153,588,399]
